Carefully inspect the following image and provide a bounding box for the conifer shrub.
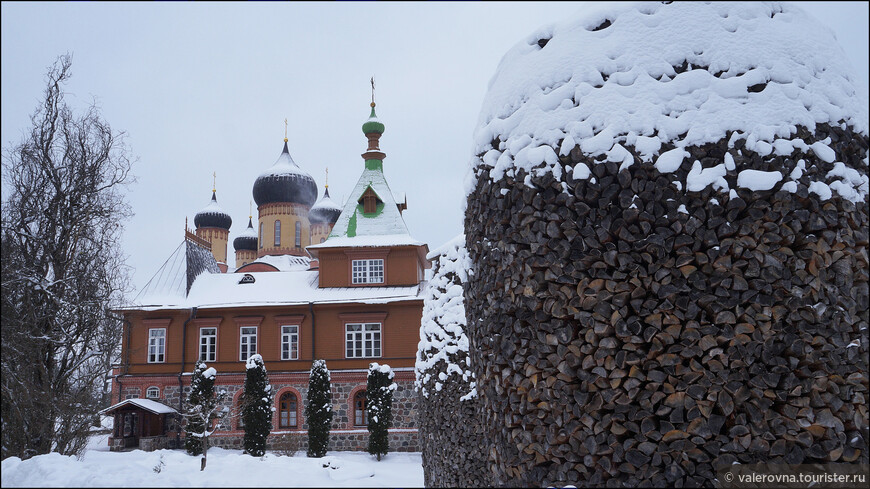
[305,359,333,457]
[366,362,396,461]
[242,354,272,457]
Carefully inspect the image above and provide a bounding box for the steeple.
[362,77,386,168]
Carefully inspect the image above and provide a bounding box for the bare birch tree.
[1,53,134,460]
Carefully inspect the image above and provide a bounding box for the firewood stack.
[464,121,868,486]
[416,237,491,487]
[461,3,869,485]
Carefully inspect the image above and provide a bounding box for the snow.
[307,234,425,250]
[654,147,688,173]
[416,235,475,400]
[316,162,421,249]
[1,434,423,488]
[203,367,217,379]
[100,398,178,415]
[736,169,783,191]
[195,195,230,221]
[469,1,868,197]
[257,143,313,180]
[235,254,311,272]
[124,268,425,311]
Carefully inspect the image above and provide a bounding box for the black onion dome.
[233,217,258,251]
[252,142,318,207]
[194,191,232,230]
[309,187,342,224]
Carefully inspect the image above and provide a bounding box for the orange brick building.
[108,102,429,452]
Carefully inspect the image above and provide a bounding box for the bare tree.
[1,53,134,460]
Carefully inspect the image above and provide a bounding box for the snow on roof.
[100,398,178,415]
[308,234,425,250]
[310,191,342,212]
[313,165,420,249]
[470,1,869,197]
[234,254,311,272]
[130,238,220,308]
[257,143,311,180]
[126,268,425,311]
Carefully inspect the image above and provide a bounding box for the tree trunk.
[200,436,209,471]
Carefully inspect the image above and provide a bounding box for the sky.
[2,1,868,298]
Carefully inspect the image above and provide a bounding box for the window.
[354,391,367,426]
[351,259,384,284]
[274,220,281,246]
[281,325,299,360]
[199,327,216,362]
[240,326,257,361]
[148,328,166,363]
[279,392,298,428]
[259,222,264,248]
[146,386,160,399]
[345,323,381,358]
[295,221,301,247]
[320,238,325,243]
[125,393,140,400]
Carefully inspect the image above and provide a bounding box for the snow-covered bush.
[242,354,272,457]
[366,362,396,461]
[305,359,332,457]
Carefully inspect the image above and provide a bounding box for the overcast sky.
[2,1,868,298]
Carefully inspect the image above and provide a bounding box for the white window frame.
[345,323,381,358]
[351,259,384,284]
[240,326,258,361]
[146,386,160,399]
[281,325,299,360]
[148,328,166,363]
[199,327,217,362]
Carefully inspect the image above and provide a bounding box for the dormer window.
[358,187,382,215]
[352,259,384,284]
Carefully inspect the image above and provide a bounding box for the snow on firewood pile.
[464,2,868,487]
[469,1,868,199]
[415,234,489,487]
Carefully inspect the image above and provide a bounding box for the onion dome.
[233,217,258,251]
[252,141,318,207]
[309,187,342,224]
[194,191,232,230]
[362,104,385,135]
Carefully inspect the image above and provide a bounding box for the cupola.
[252,141,318,207]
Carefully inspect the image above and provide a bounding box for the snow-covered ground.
[1,433,424,487]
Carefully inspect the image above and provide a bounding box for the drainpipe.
[180,307,198,408]
[178,307,197,448]
[308,302,316,360]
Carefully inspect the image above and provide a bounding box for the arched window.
[320,237,325,244]
[354,390,367,426]
[279,392,297,428]
[146,386,160,399]
[274,220,281,246]
[295,221,301,247]
[259,222,264,248]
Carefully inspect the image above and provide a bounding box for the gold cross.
[371,76,375,106]
[325,167,329,189]
[284,118,288,141]
[213,171,216,192]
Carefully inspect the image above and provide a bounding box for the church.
[105,100,429,453]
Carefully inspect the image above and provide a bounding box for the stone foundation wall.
[464,123,869,486]
[113,368,420,452]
